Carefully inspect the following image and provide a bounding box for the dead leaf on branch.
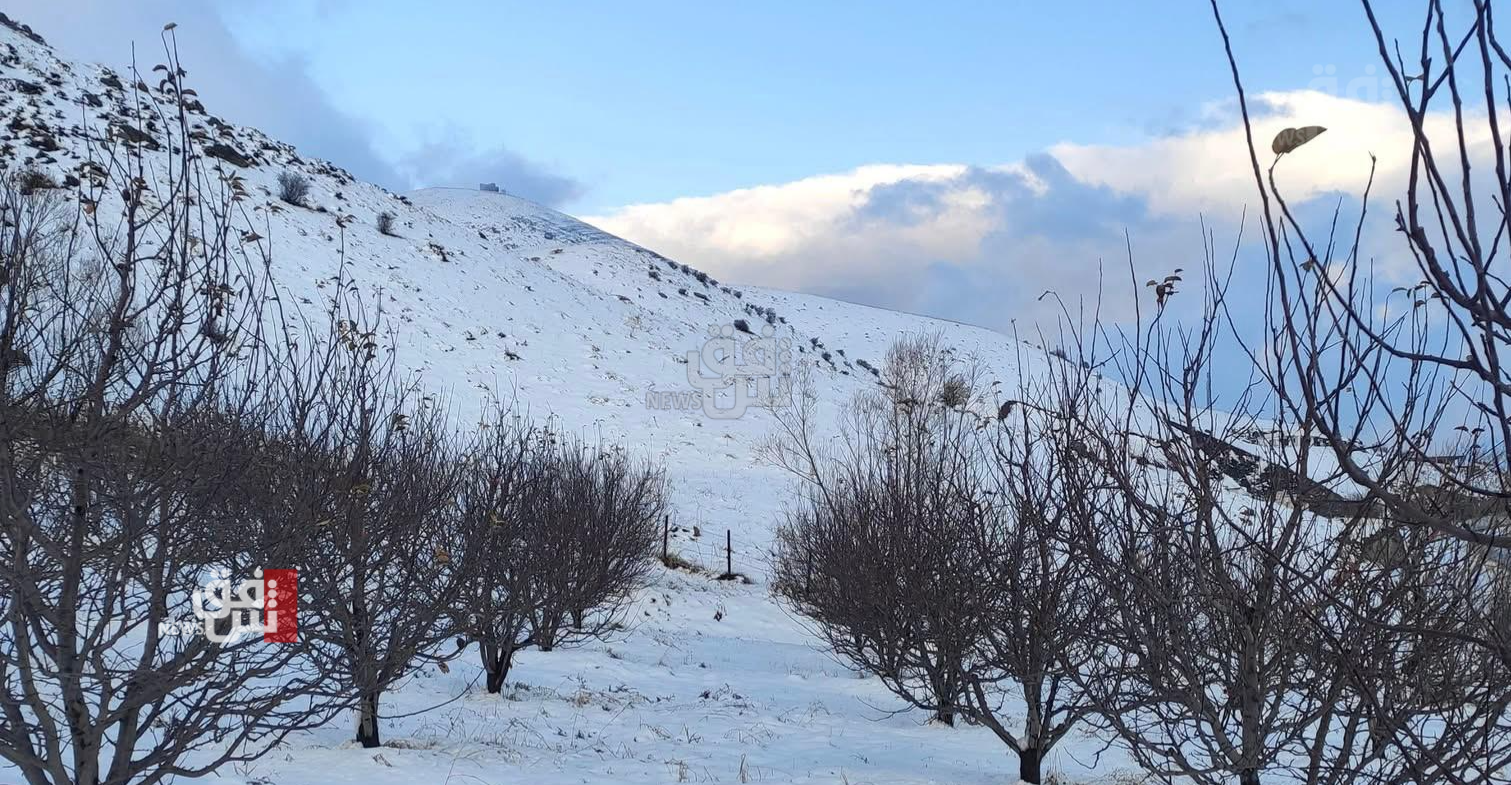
[1272,126,1327,155]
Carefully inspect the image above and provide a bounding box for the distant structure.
[479,182,501,193]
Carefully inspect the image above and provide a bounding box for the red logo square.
[262,569,298,643]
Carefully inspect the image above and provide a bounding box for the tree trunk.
[485,662,507,694]
[350,549,377,746]
[1018,746,1041,785]
[1239,769,1260,785]
[356,692,381,748]
[929,673,955,726]
[105,701,142,783]
[481,644,519,694]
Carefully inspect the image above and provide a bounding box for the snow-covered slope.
[0,16,1136,784]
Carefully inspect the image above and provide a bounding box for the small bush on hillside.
[377,210,396,236]
[278,171,310,206]
[938,374,971,408]
[17,169,56,194]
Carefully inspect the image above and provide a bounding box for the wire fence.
[659,515,759,581]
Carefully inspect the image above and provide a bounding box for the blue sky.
[10,0,1461,335]
[210,0,1422,211]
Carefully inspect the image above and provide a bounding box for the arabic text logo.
[650,324,793,420]
[187,567,299,643]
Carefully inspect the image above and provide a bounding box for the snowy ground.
[241,568,1138,785]
[0,18,1158,784]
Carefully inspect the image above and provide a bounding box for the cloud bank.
[589,90,1484,331]
[2,1,1488,331]
[7,1,581,204]
[395,128,585,206]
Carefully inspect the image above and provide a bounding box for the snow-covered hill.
[0,15,1136,784]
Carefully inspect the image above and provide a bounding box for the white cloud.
[1051,90,1478,218]
[587,90,1496,331]
[588,156,1153,327]
[592,164,970,261]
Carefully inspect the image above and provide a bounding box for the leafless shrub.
[376,210,396,236]
[454,412,666,693]
[273,299,472,749]
[277,171,310,207]
[659,551,705,573]
[937,373,971,408]
[0,37,345,785]
[1059,230,1511,785]
[769,333,1099,783]
[522,433,666,652]
[15,168,55,194]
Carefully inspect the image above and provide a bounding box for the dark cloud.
[9,1,404,188]
[1141,97,1248,139]
[6,1,579,204]
[395,130,584,207]
[987,154,1153,243]
[856,157,1152,244]
[822,157,1167,329]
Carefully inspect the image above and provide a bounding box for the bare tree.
[771,334,986,726]
[455,418,665,694]
[771,333,1101,783]
[1302,524,1511,784]
[274,297,472,749]
[454,403,539,694]
[1062,258,1321,785]
[0,32,343,785]
[773,458,987,728]
[1185,0,1511,779]
[1224,0,1511,559]
[1072,393,1339,785]
[1056,226,1511,783]
[523,432,666,652]
[973,344,1106,784]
